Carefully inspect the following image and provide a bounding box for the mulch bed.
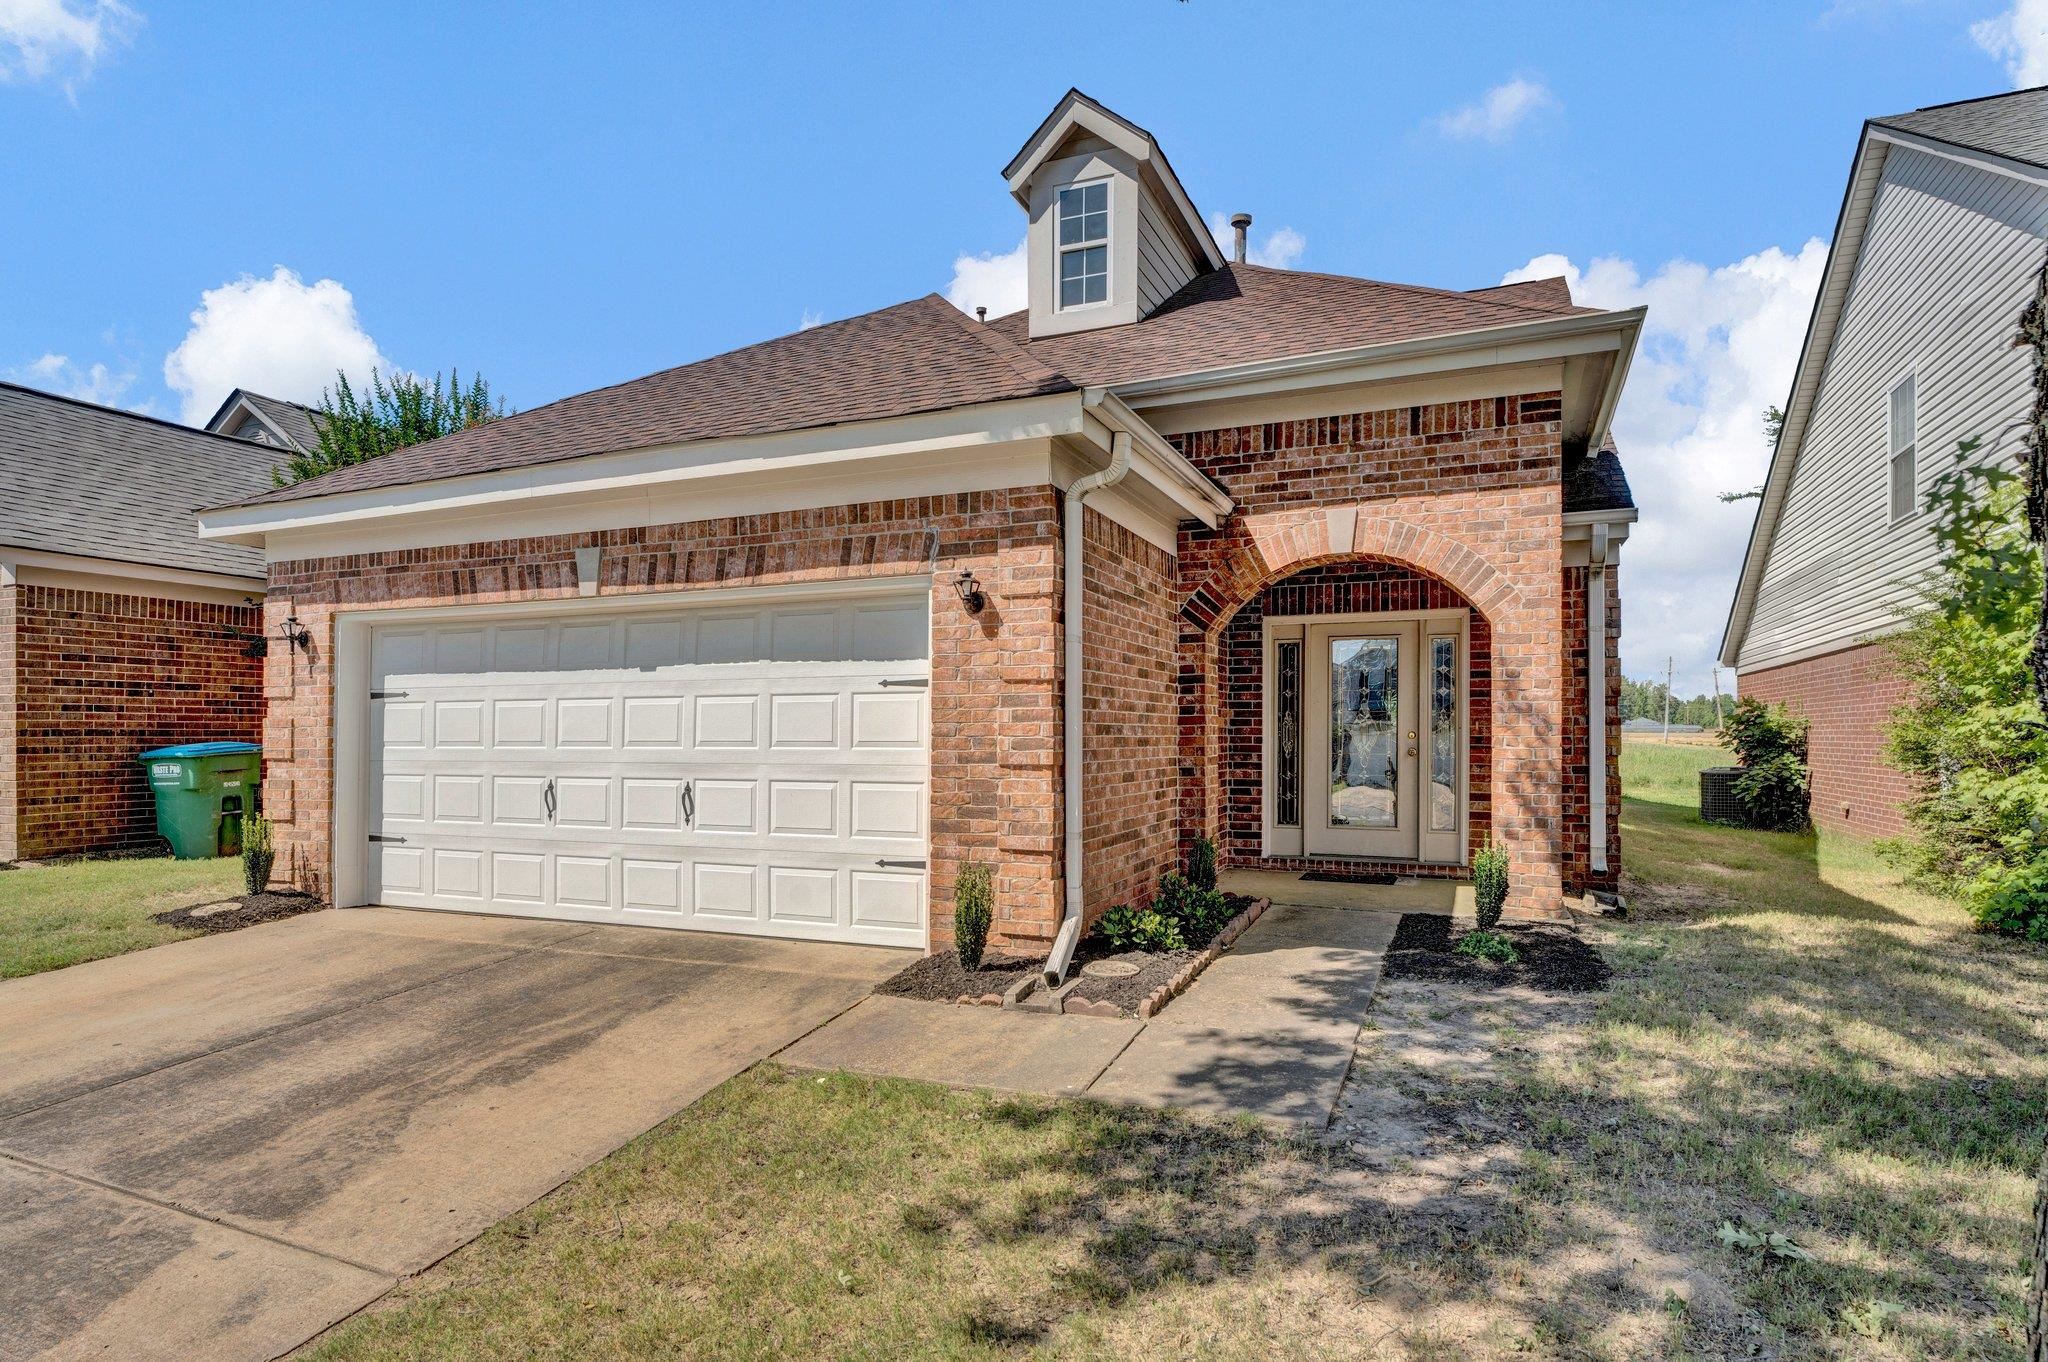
[1381,912,1610,993]
[1062,936,1199,1015]
[874,949,1042,1004]
[151,890,324,935]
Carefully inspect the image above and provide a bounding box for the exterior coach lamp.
[277,614,312,653]
[953,569,986,615]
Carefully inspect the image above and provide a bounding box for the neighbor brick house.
[199,91,1642,964]
[0,384,277,862]
[1721,87,2048,835]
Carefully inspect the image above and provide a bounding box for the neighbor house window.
[1888,375,1916,521]
[1056,181,1109,309]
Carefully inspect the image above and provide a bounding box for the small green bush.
[1722,697,1811,831]
[953,862,993,969]
[1454,929,1519,964]
[1964,855,2048,941]
[1472,838,1509,930]
[1094,904,1185,953]
[1155,870,1231,947]
[1187,834,1218,892]
[242,813,275,898]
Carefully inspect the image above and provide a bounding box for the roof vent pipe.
[1229,212,1252,264]
[976,306,987,323]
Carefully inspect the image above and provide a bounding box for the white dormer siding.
[1005,91,1223,340]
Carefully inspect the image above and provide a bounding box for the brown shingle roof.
[229,264,1597,511]
[230,294,1075,508]
[983,263,1588,387]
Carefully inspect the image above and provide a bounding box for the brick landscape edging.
[1132,896,1270,1020]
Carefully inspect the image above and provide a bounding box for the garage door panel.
[367,595,928,945]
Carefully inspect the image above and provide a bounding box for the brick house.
[199,91,1642,965]
[0,384,276,863]
[1721,87,2048,836]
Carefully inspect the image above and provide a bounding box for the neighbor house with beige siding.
[1722,86,2048,834]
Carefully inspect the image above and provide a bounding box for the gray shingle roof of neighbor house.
[0,382,279,580]
[225,259,1617,512]
[1563,441,1635,514]
[240,391,323,453]
[1872,84,2048,169]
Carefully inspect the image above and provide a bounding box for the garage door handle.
[875,858,927,869]
[368,834,407,844]
[543,777,557,823]
[681,781,694,827]
[878,678,929,688]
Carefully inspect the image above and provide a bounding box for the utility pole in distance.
[1663,656,1674,740]
[1711,665,1726,729]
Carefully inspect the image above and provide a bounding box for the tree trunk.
[2034,1136,2047,1362]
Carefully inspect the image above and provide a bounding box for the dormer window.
[1057,181,1110,309]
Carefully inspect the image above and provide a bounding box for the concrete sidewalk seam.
[0,1147,400,1281]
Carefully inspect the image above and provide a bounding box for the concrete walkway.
[0,908,907,1362]
[783,899,1404,1129]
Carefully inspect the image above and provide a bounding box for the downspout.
[1045,429,1133,986]
[1587,522,1610,877]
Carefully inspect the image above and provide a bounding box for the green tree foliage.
[1885,463,2048,939]
[1619,677,1720,728]
[1722,697,1812,831]
[273,368,507,486]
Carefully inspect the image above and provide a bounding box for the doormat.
[1301,870,1397,885]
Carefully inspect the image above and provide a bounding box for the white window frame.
[1054,178,1111,313]
[1887,371,1918,523]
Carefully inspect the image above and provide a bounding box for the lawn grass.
[300,743,2047,1360]
[0,855,239,978]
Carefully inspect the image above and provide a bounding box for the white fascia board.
[0,546,266,594]
[1110,309,1646,413]
[1719,129,1890,668]
[1081,390,1233,526]
[197,394,1083,547]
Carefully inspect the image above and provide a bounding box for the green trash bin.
[139,742,262,859]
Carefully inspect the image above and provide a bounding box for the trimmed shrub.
[1155,870,1231,947]
[1472,839,1509,930]
[242,813,275,898]
[1187,835,1218,892]
[1722,697,1812,831]
[953,863,993,969]
[1095,904,1186,953]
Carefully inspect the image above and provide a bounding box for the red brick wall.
[0,582,17,864]
[1561,565,1621,892]
[261,490,1068,949]
[1080,507,1179,919]
[1740,639,1914,837]
[1173,392,1572,914]
[1213,559,1494,877]
[8,586,264,860]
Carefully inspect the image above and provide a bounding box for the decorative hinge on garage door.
[877,678,929,688]
[370,690,409,700]
[367,834,407,844]
[874,858,927,869]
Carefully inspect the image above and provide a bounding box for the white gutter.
[1587,522,1610,876]
[1044,426,1134,987]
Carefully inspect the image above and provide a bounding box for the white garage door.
[365,592,930,946]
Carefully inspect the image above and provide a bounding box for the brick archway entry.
[1178,506,1567,912]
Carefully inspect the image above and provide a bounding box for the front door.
[1304,622,1420,858]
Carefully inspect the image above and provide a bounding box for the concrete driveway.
[0,907,905,1362]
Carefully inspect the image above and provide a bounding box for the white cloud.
[163,267,392,425]
[944,237,1028,319]
[1207,213,1307,269]
[1972,0,2048,85]
[1436,78,1555,142]
[0,0,139,92]
[1504,240,1829,695]
[8,350,133,405]
[798,309,825,330]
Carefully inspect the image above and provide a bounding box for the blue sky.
[3,0,2043,689]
